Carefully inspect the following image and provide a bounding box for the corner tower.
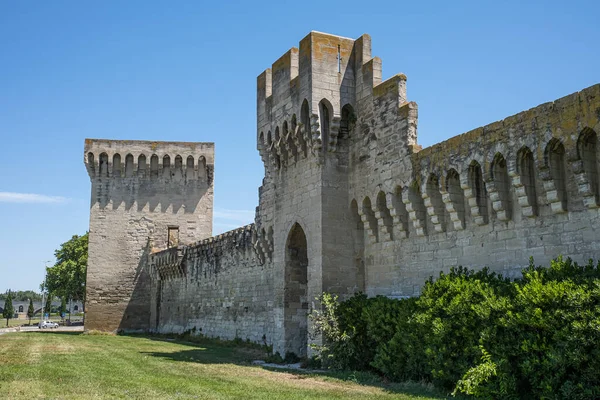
[255,32,418,357]
[84,139,214,332]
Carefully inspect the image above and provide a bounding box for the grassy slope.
[0,332,443,400]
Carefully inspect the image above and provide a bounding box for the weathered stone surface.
[85,31,600,358]
[84,139,214,332]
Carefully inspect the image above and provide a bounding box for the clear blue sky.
[1,0,598,293]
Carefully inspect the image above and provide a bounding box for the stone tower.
[84,139,214,331]
[255,32,418,356]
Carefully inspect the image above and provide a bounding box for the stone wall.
[148,225,276,343]
[84,139,214,332]
[348,84,600,297]
[85,31,600,358]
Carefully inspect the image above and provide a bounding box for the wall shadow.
[133,335,445,398]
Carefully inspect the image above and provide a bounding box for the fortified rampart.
[148,225,276,341]
[85,31,600,358]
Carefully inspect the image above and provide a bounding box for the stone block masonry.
[84,139,214,332]
[85,31,600,357]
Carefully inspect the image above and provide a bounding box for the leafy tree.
[0,290,42,302]
[43,233,88,307]
[27,298,34,325]
[3,291,14,327]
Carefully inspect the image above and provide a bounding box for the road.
[0,325,84,335]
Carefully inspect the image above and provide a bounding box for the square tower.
[84,139,214,332]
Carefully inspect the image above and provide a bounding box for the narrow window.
[138,154,147,177]
[112,154,122,177]
[518,147,537,215]
[168,227,179,248]
[125,154,134,178]
[150,155,159,178]
[99,153,109,177]
[579,128,599,204]
[546,139,568,210]
[319,100,330,152]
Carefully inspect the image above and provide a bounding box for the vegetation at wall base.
[310,256,600,399]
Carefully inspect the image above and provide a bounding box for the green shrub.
[312,257,600,399]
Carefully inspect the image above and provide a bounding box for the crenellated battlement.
[84,139,214,184]
[349,83,600,242]
[256,31,415,171]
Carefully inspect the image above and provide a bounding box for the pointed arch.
[445,169,466,229]
[162,155,171,179]
[362,196,378,242]
[150,154,159,178]
[319,99,332,152]
[517,146,538,216]
[186,156,195,180]
[376,190,394,240]
[284,222,308,357]
[87,152,95,176]
[425,173,445,232]
[300,100,310,157]
[138,154,147,177]
[125,154,134,178]
[468,160,488,224]
[491,152,511,220]
[545,138,568,211]
[112,154,122,177]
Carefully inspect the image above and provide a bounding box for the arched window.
[99,153,109,177]
[150,155,159,178]
[74,305,79,311]
[446,169,466,229]
[492,153,511,220]
[125,154,134,178]
[578,128,599,204]
[174,155,183,180]
[18,305,23,313]
[198,156,207,181]
[426,173,445,232]
[469,161,488,223]
[319,100,331,151]
[376,191,394,240]
[546,139,568,210]
[300,100,310,157]
[138,154,147,177]
[162,155,171,179]
[517,146,538,216]
[186,156,194,180]
[87,153,95,175]
[362,196,378,242]
[112,154,122,177]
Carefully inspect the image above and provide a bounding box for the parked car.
[39,321,59,329]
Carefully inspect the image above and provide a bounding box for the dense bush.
[310,257,600,399]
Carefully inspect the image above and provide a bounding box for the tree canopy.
[43,233,88,304]
[0,290,42,302]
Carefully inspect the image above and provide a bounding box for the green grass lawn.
[0,332,444,399]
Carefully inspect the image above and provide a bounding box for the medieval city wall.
[349,83,600,297]
[85,31,599,358]
[84,139,214,332]
[148,225,276,343]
